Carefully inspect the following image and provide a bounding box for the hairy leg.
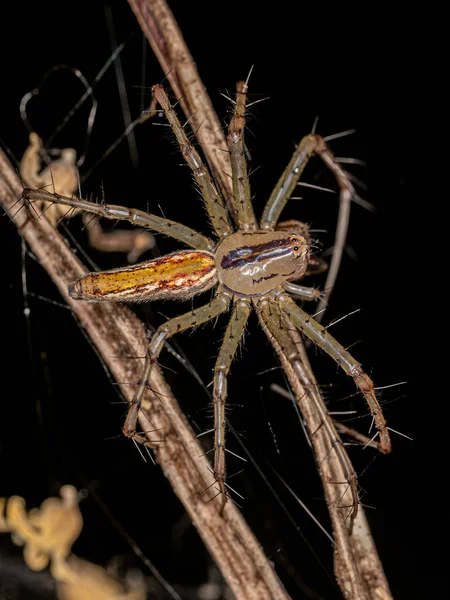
[123,289,232,444]
[227,80,257,230]
[256,296,359,519]
[212,298,251,508]
[153,85,232,240]
[276,291,391,453]
[23,188,214,252]
[260,134,356,320]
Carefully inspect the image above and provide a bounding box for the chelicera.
[24,79,391,516]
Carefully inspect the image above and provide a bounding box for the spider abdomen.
[216,231,308,296]
[68,250,217,302]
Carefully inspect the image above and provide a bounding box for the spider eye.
[293,246,299,252]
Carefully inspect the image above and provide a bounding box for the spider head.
[286,233,310,280]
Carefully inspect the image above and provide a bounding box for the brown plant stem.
[260,313,392,600]
[127,0,237,219]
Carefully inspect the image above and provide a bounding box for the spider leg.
[22,188,214,252]
[153,85,233,240]
[260,134,355,320]
[256,296,359,520]
[212,298,251,510]
[282,282,322,301]
[227,81,257,230]
[276,291,391,454]
[123,289,232,445]
[260,133,354,230]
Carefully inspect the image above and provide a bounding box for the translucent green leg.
[260,134,355,322]
[277,291,391,454]
[212,298,251,509]
[153,85,232,240]
[283,282,321,301]
[260,133,354,230]
[123,289,232,444]
[23,188,214,252]
[227,81,257,230]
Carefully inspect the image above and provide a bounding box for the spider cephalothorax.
[216,231,309,295]
[24,79,391,518]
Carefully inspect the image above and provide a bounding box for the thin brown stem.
[258,310,392,600]
[127,0,238,221]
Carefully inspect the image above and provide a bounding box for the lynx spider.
[23,80,391,517]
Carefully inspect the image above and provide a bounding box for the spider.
[23,80,391,516]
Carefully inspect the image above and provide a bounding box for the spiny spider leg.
[260,134,354,320]
[313,147,353,320]
[152,85,232,240]
[260,133,354,231]
[256,296,359,519]
[22,189,214,252]
[213,298,251,508]
[276,291,391,454]
[282,282,322,301]
[227,81,257,230]
[122,289,232,444]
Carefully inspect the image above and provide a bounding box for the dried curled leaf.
[3,486,82,570]
[1,486,146,600]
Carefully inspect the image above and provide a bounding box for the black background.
[1,1,438,599]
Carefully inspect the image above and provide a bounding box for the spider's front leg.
[261,133,357,320]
